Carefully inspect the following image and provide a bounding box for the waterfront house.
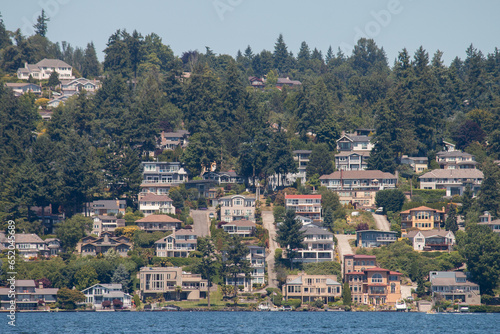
[282,273,342,303]
[139,267,208,301]
[345,267,402,306]
[155,228,197,258]
[399,206,446,231]
[81,283,132,309]
[356,230,398,248]
[135,215,182,232]
[343,254,378,278]
[0,232,61,260]
[429,271,481,305]
[0,280,58,310]
[293,224,335,263]
[225,245,266,291]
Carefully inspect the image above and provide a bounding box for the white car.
[209,212,215,219]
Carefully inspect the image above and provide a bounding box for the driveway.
[372,212,390,231]
[262,210,278,288]
[336,234,356,277]
[191,210,210,237]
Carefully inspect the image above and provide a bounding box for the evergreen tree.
[33,9,49,37]
[111,264,131,292]
[445,204,459,233]
[460,185,474,219]
[47,70,60,88]
[306,143,334,177]
[273,34,290,75]
[196,237,221,308]
[366,132,397,173]
[74,265,99,290]
[223,236,251,297]
[276,210,304,269]
[0,12,11,49]
[477,160,500,217]
[323,208,334,232]
[342,282,351,306]
[82,42,101,78]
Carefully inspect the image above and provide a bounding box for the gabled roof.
[223,219,255,227]
[335,151,371,157]
[419,169,483,179]
[326,278,341,285]
[136,215,182,223]
[285,195,321,199]
[36,58,72,68]
[287,276,303,284]
[400,206,445,214]
[319,170,396,180]
[406,229,454,238]
[300,224,333,236]
[219,194,255,200]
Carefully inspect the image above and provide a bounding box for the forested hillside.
[1,12,500,227]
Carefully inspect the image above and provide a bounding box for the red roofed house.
[135,215,182,233]
[285,195,322,222]
[139,193,175,216]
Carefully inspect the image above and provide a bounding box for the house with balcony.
[135,215,182,233]
[77,232,132,256]
[401,155,428,173]
[17,59,74,80]
[139,267,208,301]
[221,219,255,237]
[81,283,132,309]
[202,170,245,184]
[285,195,322,222]
[91,215,125,236]
[219,194,256,222]
[60,77,101,95]
[345,267,402,306]
[477,211,500,234]
[429,271,481,305]
[139,193,175,216]
[86,199,126,216]
[405,230,455,251]
[335,131,374,171]
[155,228,198,258]
[436,151,477,170]
[225,245,266,291]
[0,232,61,259]
[399,206,446,231]
[292,224,335,263]
[356,230,398,248]
[0,280,58,310]
[343,254,377,277]
[282,273,342,303]
[140,161,188,196]
[319,170,397,208]
[418,169,483,197]
[185,179,219,199]
[157,130,190,151]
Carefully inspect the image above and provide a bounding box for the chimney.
[39,281,43,289]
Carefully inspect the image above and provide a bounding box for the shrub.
[313,297,324,308]
[274,248,282,262]
[113,299,123,309]
[102,300,111,309]
[284,298,301,309]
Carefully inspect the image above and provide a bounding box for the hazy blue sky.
[2,0,499,65]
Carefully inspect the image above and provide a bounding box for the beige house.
[430,271,481,305]
[139,267,208,301]
[135,215,182,232]
[400,206,446,231]
[401,156,428,173]
[219,194,256,222]
[294,225,335,263]
[319,170,397,208]
[343,254,377,276]
[282,273,342,303]
[222,219,255,237]
[139,193,175,216]
[285,195,322,222]
[435,151,477,170]
[405,230,455,251]
[91,215,125,236]
[155,228,198,258]
[419,169,483,197]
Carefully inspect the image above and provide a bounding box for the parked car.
[375,207,384,214]
[209,212,215,219]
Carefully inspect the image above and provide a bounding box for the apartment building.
[282,273,342,303]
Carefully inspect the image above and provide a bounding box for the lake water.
[0,311,498,334]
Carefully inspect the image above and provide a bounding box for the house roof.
[319,170,396,180]
[36,288,59,294]
[15,234,45,244]
[300,224,333,235]
[5,83,41,89]
[406,229,454,239]
[326,278,341,285]
[36,58,72,68]
[219,194,255,200]
[287,277,303,284]
[431,277,479,287]
[344,254,377,259]
[400,206,445,214]
[224,219,255,227]
[335,151,371,157]
[293,150,312,154]
[285,195,321,199]
[436,151,473,158]
[277,77,301,85]
[419,169,483,179]
[136,215,182,223]
[139,194,173,202]
[16,280,36,287]
[90,199,126,210]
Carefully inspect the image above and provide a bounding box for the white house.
[293,224,335,263]
[419,169,483,197]
[222,219,256,237]
[17,59,74,80]
[139,193,175,216]
[155,228,198,258]
[218,194,256,222]
[405,230,455,251]
[81,283,132,309]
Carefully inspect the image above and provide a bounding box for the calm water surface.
[0,311,498,334]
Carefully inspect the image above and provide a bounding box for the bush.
[284,298,301,309]
[313,297,324,308]
[274,248,282,262]
[273,206,286,222]
[102,300,111,309]
[113,299,123,309]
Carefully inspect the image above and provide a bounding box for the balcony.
[376,237,397,242]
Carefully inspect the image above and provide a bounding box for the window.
[371,273,382,283]
[391,283,396,293]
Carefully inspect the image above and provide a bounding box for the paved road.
[262,210,278,288]
[372,212,390,231]
[336,234,356,277]
[191,210,210,237]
